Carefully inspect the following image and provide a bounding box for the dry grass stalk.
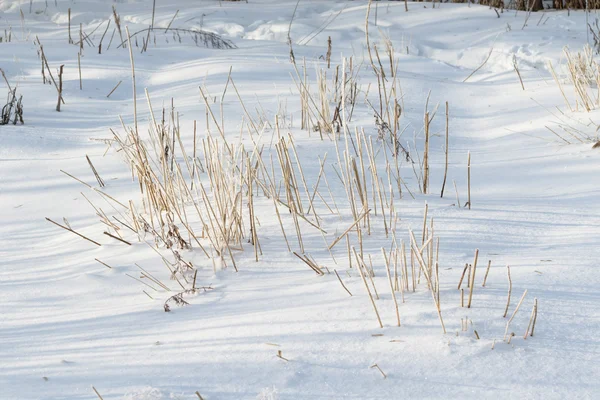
[334,269,352,296]
[441,102,449,197]
[482,260,492,287]
[548,60,573,112]
[467,249,479,308]
[523,297,537,338]
[503,265,512,318]
[94,258,113,269]
[513,55,525,90]
[136,263,170,291]
[382,248,401,326]
[463,41,495,83]
[104,231,131,245]
[409,230,446,334]
[92,386,104,400]
[86,155,105,187]
[46,217,101,246]
[98,19,111,54]
[77,52,83,90]
[435,259,440,303]
[467,151,471,209]
[457,263,469,290]
[35,38,65,105]
[106,80,122,98]
[294,252,324,275]
[328,208,370,250]
[365,255,379,299]
[421,202,428,246]
[401,240,410,292]
[126,27,137,134]
[55,65,64,112]
[370,363,387,379]
[453,179,460,207]
[68,8,73,44]
[247,157,260,262]
[423,112,430,194]
[326,36,332,69]
[112,6,124,47]
[503,289,528,341]
[530,298,538,336]
[353,247,383,328]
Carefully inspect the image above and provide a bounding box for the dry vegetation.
[0,68,24,125]
[0,2,575,397]
[39,2,541,358]
[547,45,600,146]
[0,7,557,396]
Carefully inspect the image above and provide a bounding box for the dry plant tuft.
[0,69,24,125]
[549,45,600,113]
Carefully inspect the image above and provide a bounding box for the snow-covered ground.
[1,1,599,399]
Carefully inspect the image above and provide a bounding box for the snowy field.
[1,1,599,399]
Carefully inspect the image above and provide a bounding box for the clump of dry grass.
[550,45,600,113]
[0,68,24,125]
[1,26,13,43]
[290,56,360,138]
[544,46,600,147]
[42,3,542,346]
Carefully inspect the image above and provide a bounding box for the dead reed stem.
[98,19,111,54]
[467,151,471,209]
[165,10,179,33]
[55,65,64,112]
[423,112,430,194]
[151,0,157,30]
[382,248,401,326]
[86,155,105,187]
[104,231,131,245]
[334,269,352,296]
[94,258,113,269]
[457,263,468,290]
[504,289,528,341]
[125,26,137,134]
[106,80,122,98]
[441,102,449,198]
[92,387,104,400]
[421,202,428,246]
[409,230,446,334]
[68,8,73,44]
[370,363,387,379]
[328,208,370,250]
[46,217,101,246]
[467,249,478,308]
[453,179,460,207]
[78,52,82,90]
[524,297,537,338]
[513,56,525,90]
[503,265,512,318]
[463,41,495,83]
[530,298,538,336]
[482,260,491,287]
[353,247,383,328]
[294,252,324,275]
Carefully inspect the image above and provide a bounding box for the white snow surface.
[1,1,599,399]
